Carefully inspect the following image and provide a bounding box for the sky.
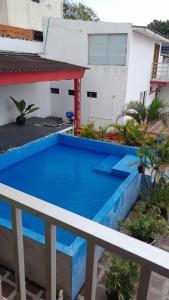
[81,0,169,26]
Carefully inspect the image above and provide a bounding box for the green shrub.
[120,204,169,243]
[112,119,154,146]
[80,122,97,139]
[144,186,169,219]
[105,255,139,300]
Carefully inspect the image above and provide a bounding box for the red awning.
[0,53,87,85]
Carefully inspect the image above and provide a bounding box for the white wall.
[44,19,132,127]
[126,31,159,106]
[6,0,30,29]
[42,0,63,19]
[0,0,63,31]
[158,85,169,104]
[0,0,8,25]
[0,82,51,125]
[0,37,43,53]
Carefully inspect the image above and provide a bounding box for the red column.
[74,79,81,135]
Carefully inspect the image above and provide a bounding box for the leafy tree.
[63,0,100,21]
[148,19,169,38]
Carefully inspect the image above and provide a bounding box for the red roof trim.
[150,80,169,85]
[0,70,85,85]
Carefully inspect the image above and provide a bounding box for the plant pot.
[16,116,26,125]
[138,165,144,174]
[106,292,119,300]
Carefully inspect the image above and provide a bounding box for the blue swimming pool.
[0,134,141,299]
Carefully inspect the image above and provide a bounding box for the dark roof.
[0,52,87,73]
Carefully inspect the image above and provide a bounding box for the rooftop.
[0,52,86,73]
[132,26,169,43]
[0,117,72,153]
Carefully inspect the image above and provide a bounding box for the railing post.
[85,241,99,300]
[11,207,26,300]
[45,223,56,300]
[136,266,151,300]
[0,275,2,299]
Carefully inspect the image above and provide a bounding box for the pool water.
[0,143,126,246]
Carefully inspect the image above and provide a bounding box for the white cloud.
[81,0,169,25]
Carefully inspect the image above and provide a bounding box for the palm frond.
[147,98,167,124]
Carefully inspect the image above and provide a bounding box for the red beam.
[150,81,169,85]
[0,70,85,85]
[74,79,81,136]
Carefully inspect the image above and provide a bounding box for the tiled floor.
[1,237,169,300]
[0,265,45,299]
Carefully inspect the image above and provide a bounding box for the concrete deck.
[0,117,72,153]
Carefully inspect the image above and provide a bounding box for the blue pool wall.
[0,133,141,299]
[71,171,141,298]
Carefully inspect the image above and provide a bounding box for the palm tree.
[117,99,167,133]
[138,140,169,191]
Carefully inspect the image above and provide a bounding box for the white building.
[43,19,169,128]
[0,18,169,128]
[0,0,63,31]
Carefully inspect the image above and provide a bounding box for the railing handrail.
[0,182,169,279]
[152,62,169,65]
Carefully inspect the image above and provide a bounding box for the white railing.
[0,182,169,300]
[152,63,169,81]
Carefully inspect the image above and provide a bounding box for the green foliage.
[148,19,169,38]
[105,255,139,300]
[144,186,169,219]
[63,0,100,21]
[120,203,169,243]
[138,140,169,190]
[80,122,98,139]
[98,126,107,140]
[10,97,39,118]
[147,99,166,125]
[112,119,153,146]
[118,101,147,124]
[118,99,167,128]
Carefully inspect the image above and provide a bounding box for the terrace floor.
[1,236,169,300]
[0,116,72,153]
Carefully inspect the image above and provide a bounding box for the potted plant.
[10,97,39,125]
[105,255,139,300]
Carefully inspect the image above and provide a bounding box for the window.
[51,88,59,94]
[68,90,75,96]
[31,0,40,3]
[87,91,97,98]
[88,34,127,66]
[33,31,43,42]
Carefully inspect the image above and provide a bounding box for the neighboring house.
[0,0,63,126]
[43,19,169,127]
[161,44,169,58]
[151,43,169,107]
[0,0,63,32]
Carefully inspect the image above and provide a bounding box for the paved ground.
[0,116,72,153]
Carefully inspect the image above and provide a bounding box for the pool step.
[112,154,139,173]
[94,154,122,173]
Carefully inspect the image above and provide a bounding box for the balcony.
[0,183,169,300]
[151,63,169,83]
